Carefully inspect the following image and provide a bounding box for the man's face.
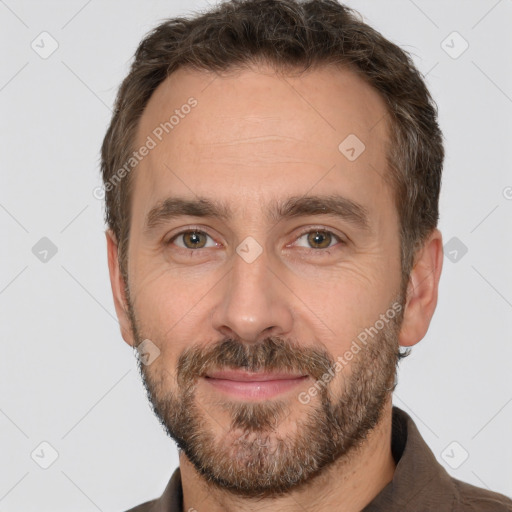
[123,64,404,496]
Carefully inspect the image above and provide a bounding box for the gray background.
[1,0,511,510]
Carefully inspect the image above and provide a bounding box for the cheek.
[290,261,394,338]
[131,253,200,319]
[129,261,220,366]
[293,281,398,379]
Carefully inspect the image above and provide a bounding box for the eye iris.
[308,231,331,249]
[183,231,206,249]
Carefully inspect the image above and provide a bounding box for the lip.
[206,370,306,381]
[203,370,308,399]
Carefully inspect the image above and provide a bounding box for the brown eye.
[169,230,215,250]
[306,230,333,249]
[290,228,345,255]
[183,231,207,249]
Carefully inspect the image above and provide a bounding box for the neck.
[180,400,396,512]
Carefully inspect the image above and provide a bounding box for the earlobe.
[105,229,135,347]
[398,229,444,347]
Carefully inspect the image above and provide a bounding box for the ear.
[399,228,443,347]
[106,229,135,347]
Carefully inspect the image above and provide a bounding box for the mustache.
[176,337,336,388]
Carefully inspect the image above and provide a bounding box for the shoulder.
[123,499,158,512]
[121,467,182,512]
[452,477,512,511]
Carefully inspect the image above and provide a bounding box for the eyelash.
[166,226,345,256]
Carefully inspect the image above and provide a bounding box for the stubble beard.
[127,291,405,498]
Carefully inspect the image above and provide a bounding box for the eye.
[293,229,343,251]
[168,229,218,250]
[166,227,344,254]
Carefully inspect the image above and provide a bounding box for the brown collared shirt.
[126,406,512,511]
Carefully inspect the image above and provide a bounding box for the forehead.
[131,64,393,228]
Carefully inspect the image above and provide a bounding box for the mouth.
[203,370,309,399]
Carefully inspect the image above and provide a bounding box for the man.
[101,0,512,510]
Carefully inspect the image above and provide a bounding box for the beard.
[126,289,405,498]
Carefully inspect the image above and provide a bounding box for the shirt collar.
[362,406,457,510]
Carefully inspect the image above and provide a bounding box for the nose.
[211,243,294,344]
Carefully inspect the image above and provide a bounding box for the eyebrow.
[144,194,370,234]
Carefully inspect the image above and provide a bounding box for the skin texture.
[106,64,443,512]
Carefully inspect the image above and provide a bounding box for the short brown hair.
[101,0,444,284]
